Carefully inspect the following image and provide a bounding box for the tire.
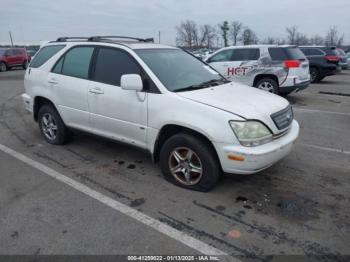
[159,133,221,192]
[38,105,71,145]
[0,62,7,72]
[22,60,28,69]
[254,78,279,94]
[310,67,321,83]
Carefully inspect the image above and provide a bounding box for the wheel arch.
[253,74,279,87]
[152,124,221,169]
[33,96,58,122]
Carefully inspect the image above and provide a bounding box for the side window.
[268,48,287,60]
[30,45,65,68]
[5,50,14,56]
[300,48,309,56]
[93,48,141,86]
[52,57,64,74]
[13,49,21,55]
[231,49,260,61]
[208,50,234,63]
[308,48,324,56]
[58,47,94,79]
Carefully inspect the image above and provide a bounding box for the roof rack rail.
[56,37,90,42]
[88,36,154,43]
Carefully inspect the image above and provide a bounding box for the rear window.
[30,45,65,68]
[269,47,305,60]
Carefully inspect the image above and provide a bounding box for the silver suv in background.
[205,45,310,96]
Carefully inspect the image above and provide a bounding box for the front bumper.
[21,93,33,113]
[215,120,299,175]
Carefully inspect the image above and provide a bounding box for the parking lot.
[0,69,349,260]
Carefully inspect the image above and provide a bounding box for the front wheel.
[254,78,279,94]
[159,133,221,192]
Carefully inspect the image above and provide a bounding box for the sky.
[0,0,349,46]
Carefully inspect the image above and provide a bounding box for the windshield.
[135,49,225,92]
[0,49,6,55]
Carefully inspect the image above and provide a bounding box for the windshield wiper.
[174,78,230,92]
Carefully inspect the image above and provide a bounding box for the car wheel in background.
[159,133,221,192]
[310,67,321,83]
[38,105,71,145]
[255,78,279,94]
[22,60,28,69]
[0,62,7,72]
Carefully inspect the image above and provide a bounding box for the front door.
[88,47,148,148]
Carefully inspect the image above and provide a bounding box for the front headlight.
[230,121,272,147]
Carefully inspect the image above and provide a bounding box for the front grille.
[271,106,293,130]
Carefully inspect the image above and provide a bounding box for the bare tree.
[262,37,277,44]
[309,35,324,45]
[325,26,343,46]
[286,26,298,44]
[295,33,309,45]
[199,24,217,48]
[230,21,243,46]
[241,27,258,45]
[219,21,230,47]
[176,20,199,48]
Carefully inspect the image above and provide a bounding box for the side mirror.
[121,74,143,91]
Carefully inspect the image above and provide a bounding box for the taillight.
[325,55,340,62]
[284,60,301,68]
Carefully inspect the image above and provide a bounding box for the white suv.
[22,36,299,191]
[206,45,310,95]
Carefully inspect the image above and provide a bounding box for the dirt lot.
[0,69,349,261]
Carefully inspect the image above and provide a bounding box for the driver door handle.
[89,87,104,94]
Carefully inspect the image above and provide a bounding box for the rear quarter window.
[320,47,338,56]
[269,47,305,60]
[30,45,66,68]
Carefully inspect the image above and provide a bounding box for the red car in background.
[0,48,30,72]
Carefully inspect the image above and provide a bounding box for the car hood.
[177,82,290,128]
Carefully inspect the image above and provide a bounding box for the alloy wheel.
[41,113,58,141]
[168,147,203,186]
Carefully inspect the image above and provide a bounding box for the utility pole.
[9,31,14,46]
[158,31,161,44]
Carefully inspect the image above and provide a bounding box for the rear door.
[5,49,16,66]
[49,46,94,130]
[13,49,23,65]
[227,48,260,86]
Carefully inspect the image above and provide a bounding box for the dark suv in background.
[299,46,341,83]
[0,48,30,72]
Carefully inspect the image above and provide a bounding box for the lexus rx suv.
[0,48,30,72]
[299,46,341,82]
[22,36,299,191]
[205,45,310,96]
